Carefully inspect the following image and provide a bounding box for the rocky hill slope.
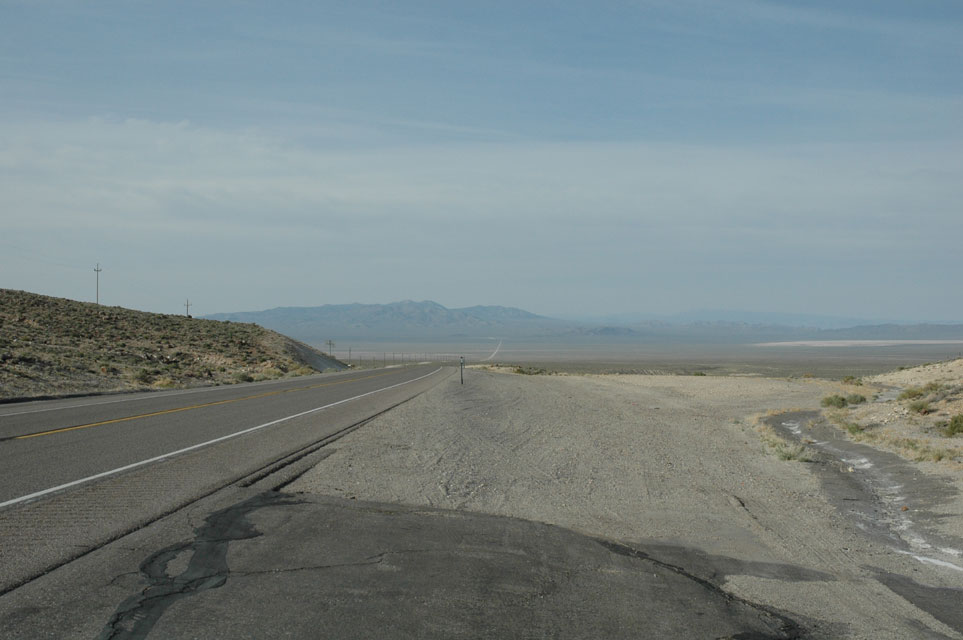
[0,289,345,401]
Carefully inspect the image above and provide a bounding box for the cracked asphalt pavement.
[19,491,808,640]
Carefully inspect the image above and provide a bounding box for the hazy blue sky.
[2,1,961,320]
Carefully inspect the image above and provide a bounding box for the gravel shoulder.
[289,369,963,639]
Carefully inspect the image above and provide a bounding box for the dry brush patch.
[819,359,963,467]
[750,409,817,462]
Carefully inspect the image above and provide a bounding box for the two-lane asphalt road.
[0,364,449,592]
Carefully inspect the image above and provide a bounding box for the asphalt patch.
[874,571,963,635]
[97,492,816,639]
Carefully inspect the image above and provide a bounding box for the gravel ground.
[290,369,963,639]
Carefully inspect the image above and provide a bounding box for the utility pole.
[325,339,335,354]
[94,263,102,304]
[348,347,351,363]
[184,299,192,317]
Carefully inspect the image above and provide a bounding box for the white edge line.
[0,367,443,510]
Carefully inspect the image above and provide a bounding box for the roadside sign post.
[460,356,464,384]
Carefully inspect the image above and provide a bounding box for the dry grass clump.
[821,394,848,408]
[940,415,963,438]
[821,393,867,409]
[0,288,335,400]
[513,365,547,375]
[751,413,815,462]
[908,399,932,415]
[857,431,960,463]
[898,381,945,401]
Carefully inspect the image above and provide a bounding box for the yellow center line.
[14,369,404,440]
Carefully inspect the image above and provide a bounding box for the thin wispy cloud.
[1,1,961,320]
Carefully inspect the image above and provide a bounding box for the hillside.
[0,289,345,401]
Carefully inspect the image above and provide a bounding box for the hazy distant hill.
[609,320,963,344]
[662,310,885,330]
[204,301,569,342]
[815,324,963,341]
[572,310,890,330]
[204,300,963,345]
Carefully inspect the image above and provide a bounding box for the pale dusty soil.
[291,370,963,639]
[869,359,963,388]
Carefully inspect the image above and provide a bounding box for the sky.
[1,0,961,321]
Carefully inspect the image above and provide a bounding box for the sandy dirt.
[870,359,963,386]
[289,369,963,639]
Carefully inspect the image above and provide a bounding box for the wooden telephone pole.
[94,263,102,304]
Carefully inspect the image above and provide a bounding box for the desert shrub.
[841,375,863,385]
[691,371,706,376]
[255,367,283,380]
[513,366,545,375]
[909,400,932,415]
[943,415,963,437]
[844,422,864,435]
[899,387,925,400]
[846,394,867,405]
[821,395,848,408]
[288,365,315,377]
[234,372,254,383]
[925,384,954,403]
[776,443,813,462]
[134,368,153,384]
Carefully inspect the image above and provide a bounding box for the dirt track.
[290,369,963,639]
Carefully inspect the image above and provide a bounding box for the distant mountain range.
[204,301,569,342]
[204,301,963,345]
